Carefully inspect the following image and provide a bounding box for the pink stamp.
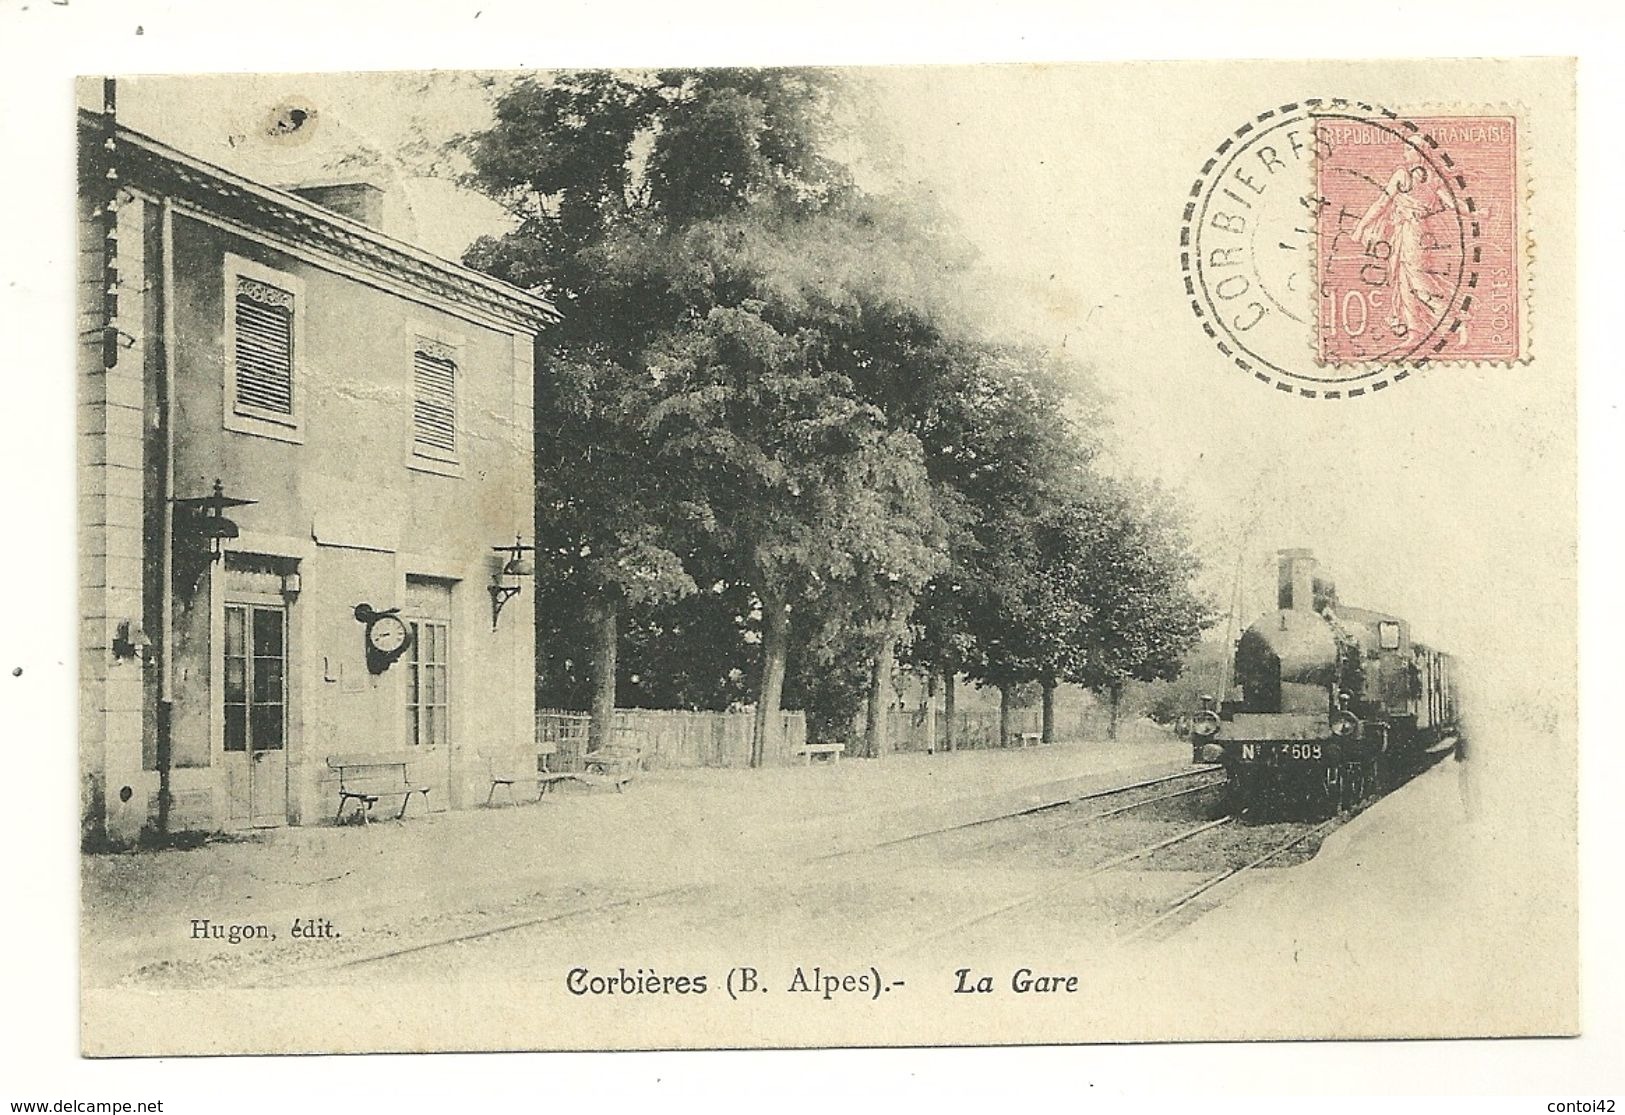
[1315,115,1520,365]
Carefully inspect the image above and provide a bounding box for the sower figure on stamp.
[1351,154,1462,342]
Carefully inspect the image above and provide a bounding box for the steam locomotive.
[1190,549,1459,816]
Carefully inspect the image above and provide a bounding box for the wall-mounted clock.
[354,603,413,675]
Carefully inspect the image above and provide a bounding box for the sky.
[95,63,1576,719]
[863,63,1575,723]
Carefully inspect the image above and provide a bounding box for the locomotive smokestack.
[1277,548,1318,612]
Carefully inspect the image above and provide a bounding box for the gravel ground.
[84,737,1199,988]
[261,770,1337,987]
[101,745,1448,992]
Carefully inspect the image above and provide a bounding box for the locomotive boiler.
[1191,548,1459,815]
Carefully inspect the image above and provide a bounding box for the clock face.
[367,614,409,655]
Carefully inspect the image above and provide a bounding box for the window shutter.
[413,345,457,455]
[234,278,295,415]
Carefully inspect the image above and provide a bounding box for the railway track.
[884,812,1243,959]
[898,751,1444,956]
[1114,816,1341,945]
[1099,743,1455,945]
[815,765,1226,860]
[254,765,1228,985]
[250,750,1456,987]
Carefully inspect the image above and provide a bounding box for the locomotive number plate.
[1239,742,1323,762]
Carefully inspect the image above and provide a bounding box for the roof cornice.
[79,110,558,335]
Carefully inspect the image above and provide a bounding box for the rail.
[1116,816,1341,945]
[884,814,1237,959]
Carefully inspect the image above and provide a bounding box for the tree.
[463,71,688,753]
[1062,479,1213,738]
[905,341,1103,746]
[527,350,696,751]
[461,67,1202,769]
[465,69,951,764]
[614,569,759,711]
[646,306,944,764]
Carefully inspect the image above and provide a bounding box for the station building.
[78,108,557,845]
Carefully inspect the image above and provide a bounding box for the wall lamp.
[489,534,535,630]
[172,479,255,583]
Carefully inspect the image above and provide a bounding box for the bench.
[796,743,845,765]
[483,754,592,803]
[581,745,642,792]
[482,748,637,803]
[485,754,536,805]
[535,770,583,797]
[1017,732,1042,748]
[327,752,431,824]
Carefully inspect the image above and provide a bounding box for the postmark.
[1182,100,1524,398]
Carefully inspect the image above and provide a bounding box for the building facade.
[79,108,556,845]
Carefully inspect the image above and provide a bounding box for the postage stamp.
[1183,101,1526,397]
[1315,115,1521,366]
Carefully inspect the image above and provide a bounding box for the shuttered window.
[412,342,458,458]
[234,277,296,417]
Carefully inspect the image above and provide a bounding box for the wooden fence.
[878,706,1172,752]
[882,707,1041,753]
[538,707,808,770]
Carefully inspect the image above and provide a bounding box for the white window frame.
[405,324,465,477]
[223,253,306,444]
[1378,621,1402,651]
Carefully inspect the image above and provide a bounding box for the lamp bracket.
[489,584,521,631]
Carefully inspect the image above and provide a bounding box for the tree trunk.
[1041,680,1056,745]
[942,671,957,753]
[752,592,790,768]
[999,684,1012,748]
[589,599,619,755]
[862,660,881,760]
[1108,681,1123,741]
[865,637,895,760]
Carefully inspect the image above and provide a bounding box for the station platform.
[1157,749,1578,1039]
[83,734,1192,985]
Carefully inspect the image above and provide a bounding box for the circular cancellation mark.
[1180,99,1513,399]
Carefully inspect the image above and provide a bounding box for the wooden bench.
[483,749,637,803]
[327,752,431,824]
[796,743,845,765]
[484,754,536,805]
[581,745,641,792]
[485,755,591,802]
[535,770,583,797]
[1017,732,1042,748]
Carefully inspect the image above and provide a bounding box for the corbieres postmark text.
[1182,100,1522,398]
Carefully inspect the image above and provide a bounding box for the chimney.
[285,180,386,231]
[1277,548,1318,612]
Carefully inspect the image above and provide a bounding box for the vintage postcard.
[75,58,1576,1055]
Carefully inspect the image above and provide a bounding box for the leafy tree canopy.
[461,67,1208,750]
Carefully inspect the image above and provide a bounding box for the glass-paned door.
[406,617,450,748]
[223,602,288,826]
